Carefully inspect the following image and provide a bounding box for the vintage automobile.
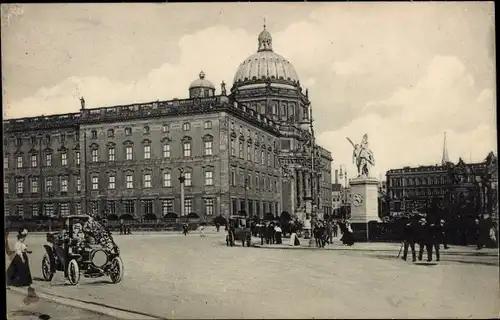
[41,215,124,285]
[226,215,252,247]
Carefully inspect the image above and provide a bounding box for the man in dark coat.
[428,220,445,262]
[402,216,418,262]
[417,218,432,261]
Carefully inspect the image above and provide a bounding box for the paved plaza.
[6,229,499,319]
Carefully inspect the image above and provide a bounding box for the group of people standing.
[401,215,447,262]
[257,221,284,245]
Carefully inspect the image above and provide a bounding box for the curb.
[7,287,163,319]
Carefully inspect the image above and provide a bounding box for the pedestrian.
[215,223,220,232]
[199,225,205,237]
[441,219,450,249]
[429,220,444,262]
[333,221,338,238]
[401,216,418,262]
[6,229,39,304]
[259,223,265,245]
[183,223,189,236]
[326,222,333,244]
[274,224,282,244]
[417,218,432,262]
[289,222,299,246]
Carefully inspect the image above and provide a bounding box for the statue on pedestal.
[79,97,86,110]
[346,134,375,178]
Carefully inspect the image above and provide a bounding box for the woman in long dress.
[6,229,39,303]
[339,220,355,246]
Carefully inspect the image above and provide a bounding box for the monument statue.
[79,96,86,109]
[346,134,375,178]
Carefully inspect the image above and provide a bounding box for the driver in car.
[83,216,115,252]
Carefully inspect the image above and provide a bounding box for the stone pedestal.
[349,176,381,242]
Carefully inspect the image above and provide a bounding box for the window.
[184,199,192,216]
[204,121,212,129]
[17,156,23,168]
[183,142,191,157]
[32,204,38,217]
[76,152,80,165]
[106,201,116,215]
[261,150,265,165]
[205,170,213,186]
[239,141,244,158]
[46,178,53,192]
[16,138,22,146]
[125,127,132,136]
[31,155,37,168]
[248,174,252,189]
[183,123,191,131]
[162,200,173,215]
[185,172,192,186]
[144,145,151,159]
[144,126,150,134]
[16,205,23,217]
[60,203,69,216]
[91,130,98,139]
[108,148,115,161]
[231,171,236,186]
[45,154,52,167]
[231,139,235,156]
[91,149,99,162]
[4,179,9,194]
[144,174,152,188]
[125,200,135,214]
[163,172,171,187]
[254,147,259,163]
[16,178,23,194]
[75,203,82,215]
[89,176,98,190]
[163,144,171,158]
[205,198,214,216]
[108,176,116,189]
[144,200,153,215]
[107,129,114,137]
[247,145,251,161]
[45,135,51,144]
[268,152,271,167]
[230,122,234,131]
[126,147,133,160]
[44,203,54,217]
[126,174,134,189]
[76,177,81,192]
[90,201,99,216]
[4,156,8,169]
[256,176,259,189]
[204,141,213,156]
[61,152,67,166]
[60,177,68,192]
[162,124,169,133]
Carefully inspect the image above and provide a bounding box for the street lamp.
[179,168,185,217]
[244,177,249,217]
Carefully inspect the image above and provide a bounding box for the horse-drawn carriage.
[226,215,252,247]
[42,215,124,285]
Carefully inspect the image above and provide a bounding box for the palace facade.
[3,26,333,221]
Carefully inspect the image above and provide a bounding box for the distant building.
[385,134,497,222]
[332,183,342,210]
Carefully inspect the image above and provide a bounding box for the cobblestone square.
[7,231,499,319]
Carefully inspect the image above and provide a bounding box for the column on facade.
[304,169,310,198]
[297,169,303,208]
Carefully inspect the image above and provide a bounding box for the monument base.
[350,221,380,242]
[349,176,381,242]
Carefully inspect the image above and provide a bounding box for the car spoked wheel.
[67,259,80,285]
[41,254,54,281]
[109,257,124,284]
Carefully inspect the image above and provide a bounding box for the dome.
[233,25,300,86]
[189,71,215,90]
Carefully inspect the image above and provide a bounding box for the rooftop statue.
[346,134,375,178]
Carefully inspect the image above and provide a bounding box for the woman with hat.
[6,229,34,287]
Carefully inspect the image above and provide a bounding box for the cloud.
[318,55,497,179]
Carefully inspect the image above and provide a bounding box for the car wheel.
[41,253,54,281]
[67,259,80,286]
[109,256,124,284]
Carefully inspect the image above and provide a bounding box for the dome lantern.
[257,24,273,52]
[189,70,215,98]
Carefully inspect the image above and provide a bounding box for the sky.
[1,3,497,181]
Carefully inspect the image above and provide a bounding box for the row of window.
[230,138,278,168]
[390,188,448,199]
[230,169,280,192]
[390,176,452,187]
[9,133,71,147]
[91,121,213,139]
[5,176,81,194]
[5,152,79,169]
[230,198,280,216]
[10,203,78,217]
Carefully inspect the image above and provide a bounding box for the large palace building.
[3,26,333,221]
